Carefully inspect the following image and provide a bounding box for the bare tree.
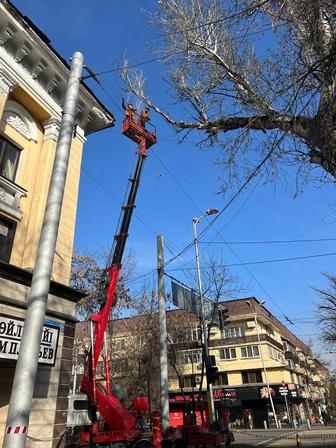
[123,0,336,190]
[70,251,134,320]
[315,273,336,345]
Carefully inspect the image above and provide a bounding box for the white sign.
[0,315,59,366]
[279,387,288,392]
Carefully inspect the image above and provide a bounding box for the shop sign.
[279,386,288,396]
[169,393,203,403]
[0,315,59,366]
[213,389,237,400]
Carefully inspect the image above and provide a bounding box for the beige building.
[75,298,330,429]
[0,1,113,447]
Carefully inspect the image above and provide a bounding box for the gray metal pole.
[254,312,279,428]
[157,236,170,429]
[157,235,170,430]
[3,52,84,448]
[193,218,215,425]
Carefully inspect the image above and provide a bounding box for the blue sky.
[13,1,336,366]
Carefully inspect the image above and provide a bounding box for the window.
[0,215,16,263]
[242,370,263,384]
[287,359,295,370]
[221,325,245,339]
[171,326,202,344]
[213,372,228,386]
[190,327,202,342]
[0,136,21,181]
[268,345,285,363]
[179,350,202,365]
[219,348,237,360]
[114,338,125,351]
[241,345,259,358]
[283,341,296,355]
[181,375,201,388]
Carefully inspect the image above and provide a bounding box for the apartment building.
[0,1,113,446]
[75,298,330,429]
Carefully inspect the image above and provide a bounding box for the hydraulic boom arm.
[80,118,157,434]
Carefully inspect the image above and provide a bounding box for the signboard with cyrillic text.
[0,315,59,366]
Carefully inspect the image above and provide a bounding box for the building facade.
[0,1,113,446]
[75,298,330,430]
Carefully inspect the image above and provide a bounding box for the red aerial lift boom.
[71,117,157,447]
[66,116,233,447]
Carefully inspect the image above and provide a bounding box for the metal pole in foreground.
[157,235,170,430]
[252,305,279,429]
[193,210,218,425]
[3,52,84,448]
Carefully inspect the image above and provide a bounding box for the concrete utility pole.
[3,52,84,448]
[247,300,279,429]
[157,235,170,430]
[193,209,218,425]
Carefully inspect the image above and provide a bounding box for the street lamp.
[193,208,219,425]
[246,300,279,428]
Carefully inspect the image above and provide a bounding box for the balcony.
[299,360,310,370]
[0,175,26,220]
[285,350,299,363]
[209,333,283,350]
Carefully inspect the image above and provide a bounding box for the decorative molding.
[0,23,16,46]
[47,75,61,93]
[78,112,92,130]
[0,3,114,135]
[2,100,38,142]
[3,110,29,138]
[74,125,86,144]
[0,69,17,95]
[92,106,111,124]
[32,59,47,80]
[42,117,61,142]
[0,175,27,220]
[15,42,32,63]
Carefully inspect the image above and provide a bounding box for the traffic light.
[219,307,229,328]
[206,355,219,384]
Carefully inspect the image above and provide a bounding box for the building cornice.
[0,1,115,134]
[0,260,85,302]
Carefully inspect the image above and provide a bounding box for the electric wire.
[82,20,281,81]
[157,1,272,38]
[83,30,332,340]
[81,166,177,258]
[165,251,336,271]
[199,237,336,245]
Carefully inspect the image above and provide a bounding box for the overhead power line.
[200,237,336,245]
[82,23,280,81]
[166,251,336,272]
[159,0,272,37]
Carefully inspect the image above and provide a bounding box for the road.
[231,426,336,447]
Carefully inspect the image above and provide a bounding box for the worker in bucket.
[137,107,150,128]
[122,98,136,121]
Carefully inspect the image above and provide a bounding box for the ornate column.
[21,117,61,272]
[0,69,17,119]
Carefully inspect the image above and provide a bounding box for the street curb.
[232,429,336,440]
